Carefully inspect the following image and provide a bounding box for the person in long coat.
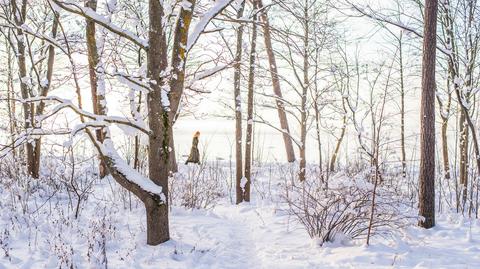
[185,131,200,164]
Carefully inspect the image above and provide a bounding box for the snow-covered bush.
[283,172,414,246]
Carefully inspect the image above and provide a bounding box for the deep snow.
[1,164,480,269]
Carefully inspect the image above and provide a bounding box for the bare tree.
[418,0,437,229]
[233,0,245,204]
[256,0,296,163]
[243,0,258,203]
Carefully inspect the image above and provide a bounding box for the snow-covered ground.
[1,163,480,269]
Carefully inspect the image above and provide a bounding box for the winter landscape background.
[1,0,480,268]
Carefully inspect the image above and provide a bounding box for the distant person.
[185,131,200,164]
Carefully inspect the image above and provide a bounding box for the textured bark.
[459,110,469,206]
[85,0,108,178]
[11,0,35,177]
[298,1,309,182]
[441,118,451,180]
[244,3,258,202]
[234,1,245,204]
[168,0,196,173]
[145,0,170,244]
[31,16,59,179]
[256,0,296,163]
[418,0,437,229]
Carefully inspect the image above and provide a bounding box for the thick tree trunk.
[256,0,296,163]
[234,1,245,204]
[145,0,171,244]
[145,197,169,245]
[244,3,258,202]
[418,0,437,229]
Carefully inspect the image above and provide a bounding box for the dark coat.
[185,136,200,164]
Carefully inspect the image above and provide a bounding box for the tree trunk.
[298,0,309,182]
[31,15,59,179]
[441,118,451,180]
[168,0,196,173]
[145,0,171,244]
[244,2,258,202]
[399,33,407,179]
[85,0,108,178]
[145,197,169,245]
[459,110,469,207]
[12,0,35,177]
[5,38,17,158]
[329,100,347,172]
[234,0,245,204]
[256,0,296,163]
[418,0,437,229]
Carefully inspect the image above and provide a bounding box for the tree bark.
[244,2,258,202]
[31,15,59,179]
[145,0,171,244]
[298,0,309,182]
[12,0,35,177]
[459,110,469,207]
[329,98,347,172]
[168,0,196,173]
[85,0,108,178]
[234,0,245,204]
[418,0,437,229]
[256,0,296,163]
[399,33,407,179]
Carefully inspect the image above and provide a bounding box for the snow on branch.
[99,139,166,201]
[12,96,151,135]
[50,0,148,49]
[186,0,234,51]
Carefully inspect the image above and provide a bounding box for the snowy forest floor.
[1,162,480,269]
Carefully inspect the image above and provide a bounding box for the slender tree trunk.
[133,92,142,171]
[329,100,347,172]
[256,0,296,163]
[31,16,58,178]
[234,1,245,204]
[168,0,196,173]
[244,3,258,202]
[459,110,469,207]
[399,33,407,179]
[85,0,108,178]
[418,0,437,229]
[441,118,451,179]
[314,99,322,172]
[298,1,309,182]
[14,1,35,177]
[5,36,17,158]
